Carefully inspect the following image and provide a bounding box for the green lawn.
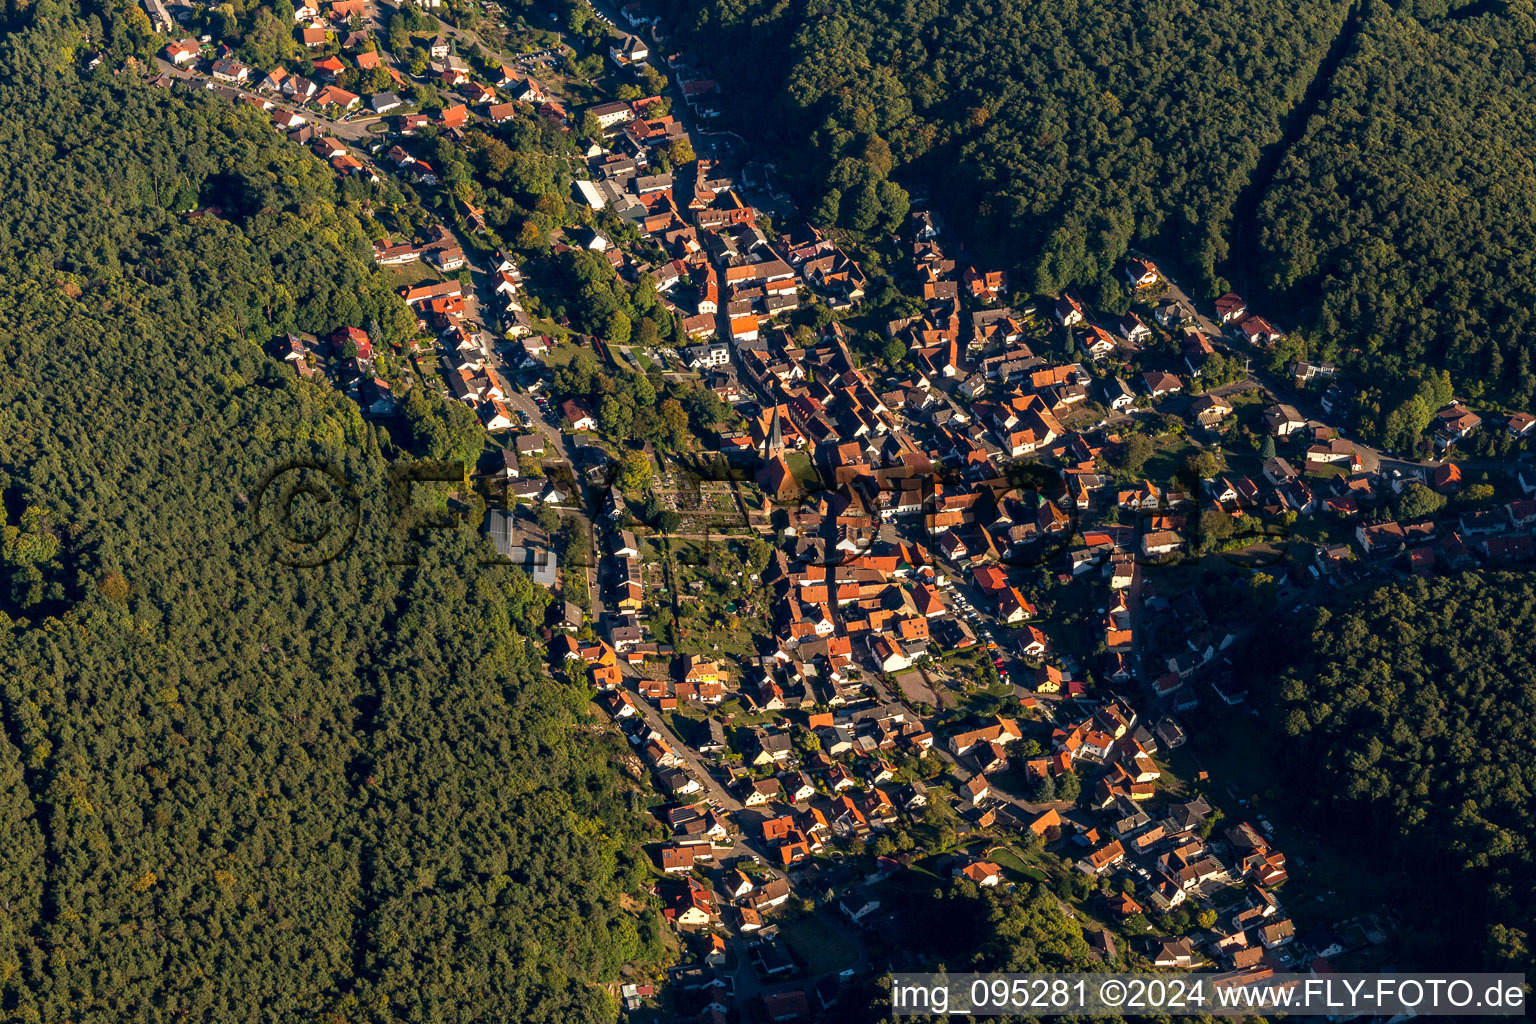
[779,915,859,976]
[990,847,1049,883]
[529,317,572,339]
[383,263,443,291]
[1142,434,1199,485]
[784,450,821,489]
[545,340,586,367]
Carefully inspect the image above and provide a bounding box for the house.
[1259,918,1296,949]
[659,844,705,873]
[369,92,402,114]
[1088,928,1117,962]
[1029,808,1061,837]
[1305,439,1355,465]
[210,57,251,84]
[1213,292,1247,325]
[164,39,201,64]
[461,81,496,105]
[1291,359,1338,383]
[1104,377,1135,410]
[784,772,816,804]
[742,779,781,808]
[838,886,881,923]
[1262,404,1306,436]
[1154,301,1184,328]
[587,100,636,129]
[561,399,596,431]
[957,860,1003,887]
[746,877,790,912]
[1235,315,1282,346]
[947,716,1022,756]
[609,34,649,67]
[612,530,640,559]
[1082,839,1126,875]
[1142,371,1183,399]
[314,85,360,111]
[312,54,346,79]
[1118,312,1152,346]
[963,266,1008,299]
[1189,394,1232,427]
[1125,257,1160,289]
[1107,891,1143,920]
[486,510,557,586]
[1053,291,1086,326]
[1435,403,1482,450]
[429,247,467,272]
[671,876,716,927]
[283,75,318,100]
[759,990,810,1023]
[962,774,991,804]
[682,342,730,369]
[1080,325,1117,360]
[682,656,723,686]
[479,401,515,432]
[751,729,793,765]
[1153,937,1197,968]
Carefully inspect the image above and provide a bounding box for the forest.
[0,8,658,1021]
[658,0,1536,436]
[1252,572,1535,971]
[654,0,1355,303]
[1253,0,1536,429]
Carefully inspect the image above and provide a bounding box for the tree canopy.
[0,18,655,1020]
[1254,573,1536,971]
[1255,1,1536,424]
[659,0,1536,433]
[656,0,1354,300]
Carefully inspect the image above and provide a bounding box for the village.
[132,0,1536,1019]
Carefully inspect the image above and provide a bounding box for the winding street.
[153,58,385,140]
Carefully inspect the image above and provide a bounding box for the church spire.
[768,402,784,458]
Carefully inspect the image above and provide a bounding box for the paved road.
[622,667,747,815]
[1160,278,1223,340]
[153,59,384,141]
[1155,273,1451,476]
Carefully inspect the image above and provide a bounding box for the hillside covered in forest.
[659,0,1536,426]
[1253,573,1536,971]
[656,0,1355,296]
[0,11,654,1021]
[1254,1,1536,423]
